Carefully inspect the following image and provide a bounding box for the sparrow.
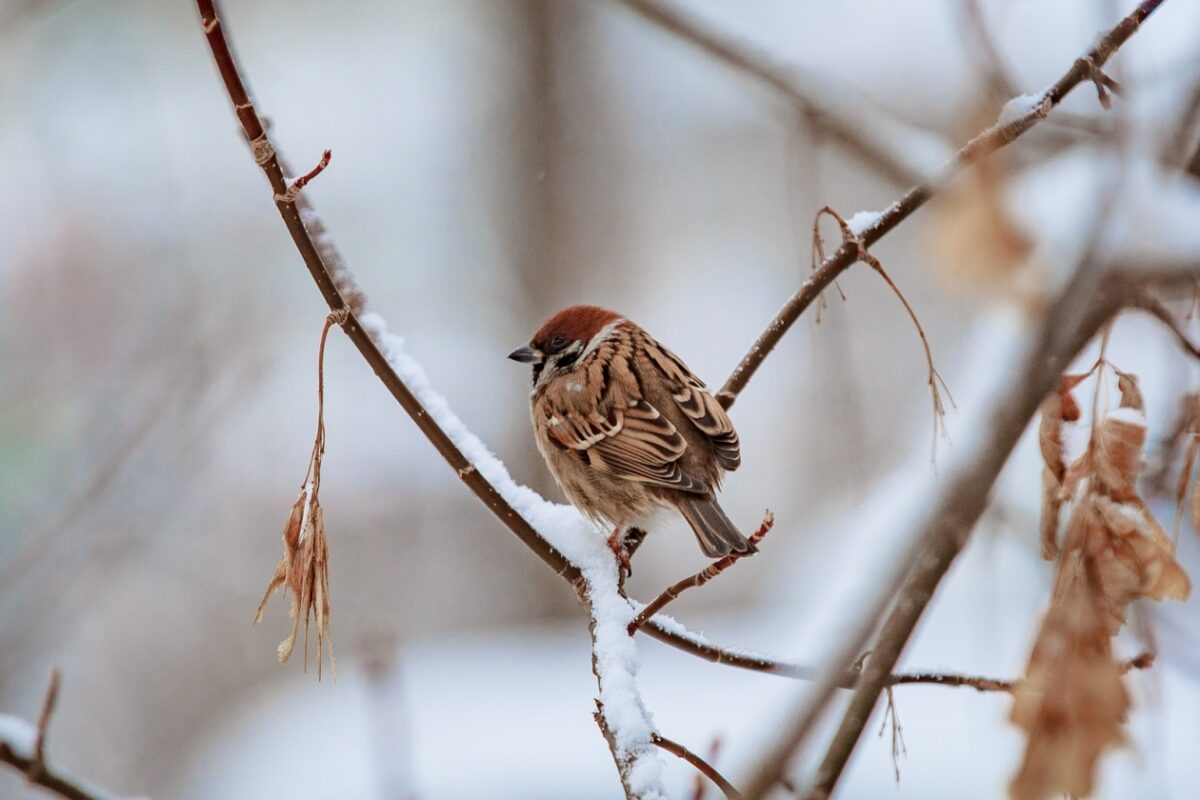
[508,305,753,559]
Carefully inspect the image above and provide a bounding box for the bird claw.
[607,527,633,579]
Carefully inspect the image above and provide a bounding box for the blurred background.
[2,0,1199,797]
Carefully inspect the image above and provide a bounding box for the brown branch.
[194,0,833,683]
[0,671,122,800]
[653,733,742,800]
[195,0,583,592]
[32,667,60,777]
[610,0,924,188]
[692,737,722,800]
[275,148,331,204]
[628,511,774,635]
[812,207,954,460]
[887,651,1153,694]
[716,0,1167,411]
[741,264,1140,800]
[1127,293,1200,359]
[191,0,1108,698]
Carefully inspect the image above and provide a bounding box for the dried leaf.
[928,145,1035,301]
[1091,415,1146,503]
[1194,471,1200,536]
[1038,375,1088,560]
[1014,391,1191,800]
[254,314,339,679]
[1114,370,1144,412]
[1039,374,1087,476]
[1040,467,1063,560]
[1090,497,1191,633]
[255,494,303,625]
[1011,536,1127,800]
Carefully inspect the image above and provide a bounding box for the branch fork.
[628,511,774,635]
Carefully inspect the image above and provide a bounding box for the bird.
[508,304,753,562]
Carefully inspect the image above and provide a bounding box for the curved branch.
[652,734,741,800]
[0,678,126,800]
[191,0,1118,699]
[0,728,118,800]
[1127,292,1200,359]
[610,0,925,187]
[716,0,1165,410]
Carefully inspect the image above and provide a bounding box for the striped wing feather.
[643,340,741,471]
[545,399,707,494]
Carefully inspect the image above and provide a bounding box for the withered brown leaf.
[255,486,335,679]
[1038,374,1088,560]
[1014,371,1190,800]
[1114,370,1144,412]
[1010,541,1128,800]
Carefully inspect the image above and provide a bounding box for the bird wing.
[641,339,741,472]
[542,395,709,495]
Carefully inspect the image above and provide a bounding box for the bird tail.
[679,496,756,558]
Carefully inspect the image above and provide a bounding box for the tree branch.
[628,511,774,635]
[0,672,126,800]
[1127,292,1200,359]
[609,0,926,187]
[716,0,1165,411]
[652,734,741,800]
[191,0,1126,703]
[742,263,1130,800]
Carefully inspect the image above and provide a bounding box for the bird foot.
[607,527,633,579]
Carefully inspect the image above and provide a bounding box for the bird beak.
[507,345,542,364]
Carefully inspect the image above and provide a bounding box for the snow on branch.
[716,0,1167,410]
[191,1,1187,797]
[0,671,131,800]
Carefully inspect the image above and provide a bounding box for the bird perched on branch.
[509,305,752,564]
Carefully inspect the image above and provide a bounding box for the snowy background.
[2,0,1199,798]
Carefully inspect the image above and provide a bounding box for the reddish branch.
[32,667,60,777]
[192,0,1031,692]
[275,148,332,204]
[653,734,742,800]
[629,512,774,634]
[716,0,1161,411]
[0,670,116,800]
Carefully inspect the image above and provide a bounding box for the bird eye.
[550,335,568,350]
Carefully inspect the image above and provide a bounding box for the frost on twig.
[1014,368,1191,800]
[255,312,345,680]
[813,206,955,464]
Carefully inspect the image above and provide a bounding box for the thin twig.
[31,667,61,777]
[1127,293,1200,359]
[741,263,1134,800]
[628,511,773,634]
[692,737,722,800]
[275,148,331,204]
[813,206,955,463]
[0,674,122,800]
[191,0,1150,701]
[611,0,923,187]
[653,733,742,800]
[716,0,1167,411]
[959,0,1019,100]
